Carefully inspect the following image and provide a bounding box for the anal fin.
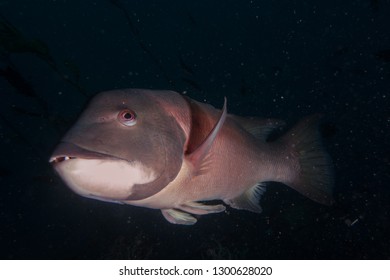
[224,183,266,213]
[161,202,226,225]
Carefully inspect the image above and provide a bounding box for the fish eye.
[118,109,137,126]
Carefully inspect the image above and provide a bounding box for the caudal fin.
[283,115,334,205]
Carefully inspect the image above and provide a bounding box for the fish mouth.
[49,141,159,202]
[50,156,76,164]
[49,142,119,165]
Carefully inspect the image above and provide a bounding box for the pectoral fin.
[161,209,197,225]
[186,98,227,175]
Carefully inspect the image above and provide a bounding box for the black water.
[0,0,389,259]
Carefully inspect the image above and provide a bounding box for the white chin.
[54,158,157,200]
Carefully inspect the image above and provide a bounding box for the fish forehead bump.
[83,89,155,117]
[94,88,192,129]
[91,88,181,108]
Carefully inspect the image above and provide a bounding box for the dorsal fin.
[229,115,285,141]
[185,98,227,175]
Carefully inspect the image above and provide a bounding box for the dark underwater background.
[0,0,389,259]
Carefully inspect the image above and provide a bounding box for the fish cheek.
[126,118,186,200]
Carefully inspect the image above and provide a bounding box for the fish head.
[50,89,189,202]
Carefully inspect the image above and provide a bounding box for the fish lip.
[49,142,123,165]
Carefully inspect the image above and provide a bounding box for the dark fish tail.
[282,115,334,205]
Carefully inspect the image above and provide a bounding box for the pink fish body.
[50,89,333,225]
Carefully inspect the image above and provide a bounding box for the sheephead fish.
[50,88,334,225]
